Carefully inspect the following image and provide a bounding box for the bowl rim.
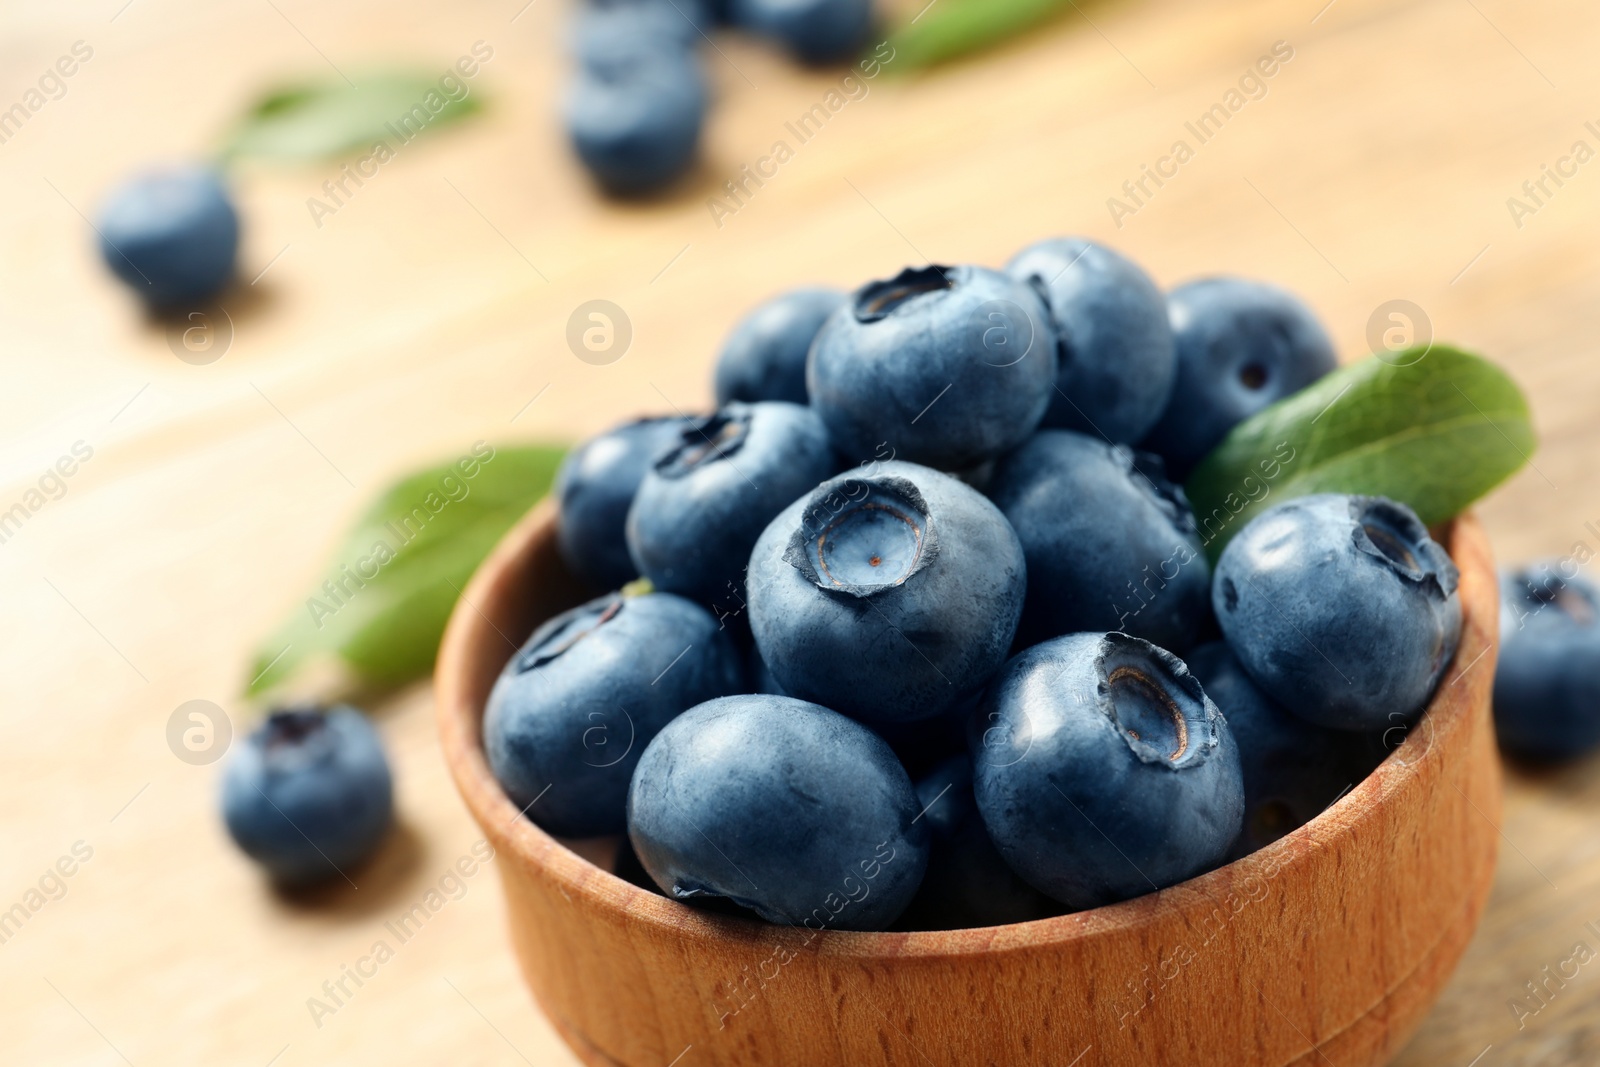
[436,498,1494,959]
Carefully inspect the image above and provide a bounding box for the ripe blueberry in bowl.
[556,415,692,591]
[807,264,1057,471]
[626,401,838,611]
[626,694,929,931]
[1493,563,1600,762]
[986,429,1209,653]
[973,632,1244,910]
[729,0,874,64]
[1005,237,1176,443]
[221,705,393,886]
[1213,494,1462,732]
[96,164,240,309]
[746,461,1026,724]
[1140,277,1336,477]
[564,50,707,196]
[896,756,1061,931]
[484,591,742,837]
[714,287,843,406]
[1187,641,1385,859]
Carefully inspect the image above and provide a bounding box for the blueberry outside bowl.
[436,499,1501,1067]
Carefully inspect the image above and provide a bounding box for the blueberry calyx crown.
[1095,633,1218,768]
[654,408,752,479]
[782,475,939,598]
[1348,496,1459,600]
[1508,565,1597,626]
[853,265,955,323]
[512,595,624,673]
[259,705,339,770]
[1122,447,1198,536]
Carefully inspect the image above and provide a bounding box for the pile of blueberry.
[486,236,1467,931]
[565,0,876,196]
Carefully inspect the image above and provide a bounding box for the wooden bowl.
[437,501,1502,1067]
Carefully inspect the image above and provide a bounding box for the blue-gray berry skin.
[714,288,843,406]
[572,0,712,67]
[626,694,929,930]
[557,415,692,591]
[730,0,874,64]
[1213,494,1461,732]
[807,265,1058,471]
[221,706,393,886]
[1140,278,1337,477]
[1187,642,1384,859]
[973,633,1244,910]
[1494,564,1600,763]
[896,756,1060,930]
[1005,237,1175,444]
[626,402,839,609]
[564,49,707,196]
[987,430,1209,653]
[484,592,742,837]
[747,461,1026,725]
[97,165,239,309]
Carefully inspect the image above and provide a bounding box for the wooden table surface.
[4,0,1599,1063]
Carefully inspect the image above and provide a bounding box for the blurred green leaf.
[247,443,565,695]
[883,0,1073,72]
[1186,347,1534,560]
[222,71,483,162]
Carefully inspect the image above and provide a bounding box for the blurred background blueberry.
[730,0,875,65]
[221,705,393,887]
[714,287,843,405]
[484,591,743,837]
[96,164,240,310]
[627,694,929,930]
[1494,563,1600,763]
[556,414,693,591]
[1006,237,1175,444]
[564,48,708,196]
[1140,277,1337,478]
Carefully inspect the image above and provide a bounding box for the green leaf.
[1185,347,1535,560]
[882,0,1073,72]
[222,71,483,162]
[247,443,565,695]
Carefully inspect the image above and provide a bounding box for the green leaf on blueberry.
[246,443,564,696]
[222,72,484,163]
[1185,346,1535,560]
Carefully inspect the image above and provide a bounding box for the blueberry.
[1494,564,1600,762]
[556,415,692,590]
[1187,642,1384,859]
[747,461,1026,724]
[626,401,838,611]
[572,0,712,67]
[714,287,844,406]
[972,633,1244,909]
[730,0,874,64]
[221,706,393,886]
[1213,494,1461,731]
[564,49,707,196]
[1005,237,1175,443]
[896,756,1060,930]
[484,591,742,837]
[807,265,1058,471]
[627,694,929,930]
[96,164,239,309]
[1140,278,1337,477]
[986,430,1209,652]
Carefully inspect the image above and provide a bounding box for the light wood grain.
[3,0,1600,1064]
